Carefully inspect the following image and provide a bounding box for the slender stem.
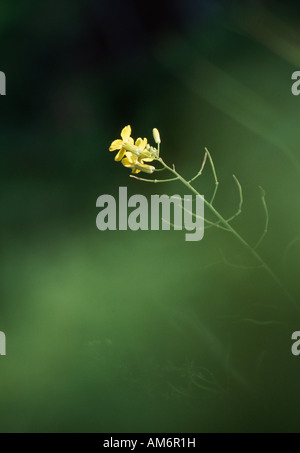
[205,174,243,229]
[205,148,219,205]
[188,150,208,183]
[158,157,296,307]
[210,183,219,206]
[254,186,269,249]
[219,248,263,269]
[170,196,230,231]
[130,175,179,183]
[230,174,243,219]
[154,167,166,172]
[282,236,300,267]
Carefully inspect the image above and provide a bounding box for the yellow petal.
[121,125,131,141]
[114,148,126,161]
[109,139,123,151]
[135,137,147,151]
[125,151,138,164]
[121,157,133,168]
[137,153,153,163]
[132,168,141,174]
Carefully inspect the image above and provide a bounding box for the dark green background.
[1,0,300,432]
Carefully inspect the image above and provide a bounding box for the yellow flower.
[109,125,134,161]
[122,152,155,174]
[134,137,154,162]
[121,137,156,174]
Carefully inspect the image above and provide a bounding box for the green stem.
[205,148,219,205]
[158,158,296,307]
[130,175,179,183]
[254,186,269,249]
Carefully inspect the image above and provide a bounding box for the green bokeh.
[1,0,300,432]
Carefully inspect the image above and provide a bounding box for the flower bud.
[153,128,161,144]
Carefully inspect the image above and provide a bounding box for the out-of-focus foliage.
[1,0,300,432]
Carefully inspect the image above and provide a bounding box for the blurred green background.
[1,0,300,433]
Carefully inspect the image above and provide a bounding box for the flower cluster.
[109,125,160,174]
